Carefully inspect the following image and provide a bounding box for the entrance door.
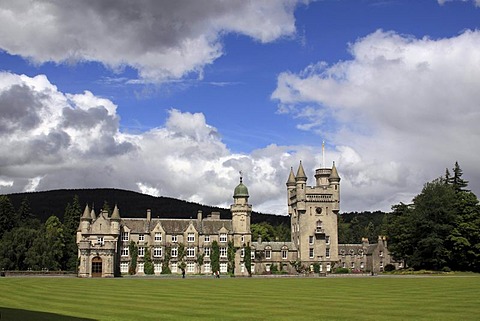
[91,257,102,277]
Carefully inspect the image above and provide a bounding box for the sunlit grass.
[1,276,479,320]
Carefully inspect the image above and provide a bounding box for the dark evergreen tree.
[211,240,220,274]
[451,161,469,192]
[26,216,65,270]
[17,197,36,227]
[0,195,16,238]
[62,196,82,271]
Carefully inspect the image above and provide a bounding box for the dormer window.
[96,236,104,246]
[220,233,227,243]
[139,234,145,242]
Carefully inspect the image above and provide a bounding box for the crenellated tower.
[287,159,340,272]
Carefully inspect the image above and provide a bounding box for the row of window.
[120,247,292,260]
[119,262,231,274]
[309,248,331,259]
[121,232,228,243]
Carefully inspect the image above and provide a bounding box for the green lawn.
[1,276,479,321]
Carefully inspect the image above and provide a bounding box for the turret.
[110,204,121,234]
[295,161,307,211]
[80,204,92,233]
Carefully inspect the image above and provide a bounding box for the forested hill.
[4,188,289,226]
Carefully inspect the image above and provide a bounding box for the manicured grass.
[1,275,479,320]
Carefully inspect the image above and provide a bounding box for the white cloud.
[0,72,315,214]
[272,29,480,211]
[0,0,303,83]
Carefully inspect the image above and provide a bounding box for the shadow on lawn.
[0,307,96,321]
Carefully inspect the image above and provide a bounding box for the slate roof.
[121,217,233,235]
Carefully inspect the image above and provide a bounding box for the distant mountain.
[4,188,289,226]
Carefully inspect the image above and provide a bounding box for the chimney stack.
[147,209,151,221]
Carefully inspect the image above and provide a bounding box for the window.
[187,262,195,273]
[139,234,145,242]
[265,249,271,259]
[171,262,177,273]
[121,232,129,241]
[342,262,346,268]
[241,235,245,243]
[326,248,330,258]
[309,248,314,258]
[172,235,177,243]
[220,247,227,258]
[220,263,227,273]
[220,233,227,243]
[154,233,162,242]
[380,261,384,268]
[171,247,178,257]
[282,249,288,260]
[187,247,195,257]
[351,262,355,269]
[251,251,255,260]
[379,251,384,257]
[96,236,104,246]
[241,248,245,258]
[326,263,331,272]
[326,236,330,245]
[204,235,210,243]
[153,247,162,257]
[266,264,271,272]
[138,247,145,257]
[120,262,129,273]
[204,262,211,273]
[309,236,315,245]
[154,263,162,273]
[121,248,129,257]
[204,247,210,257]
[138,262,144,273]
[251,263,255,273]
[241,263,245,273]
[360,262,365,269]
[187,233,195,242]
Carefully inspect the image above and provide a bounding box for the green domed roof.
[234,178,249,198]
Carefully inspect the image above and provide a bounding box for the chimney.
[211,212,220,220]
[362,237,369,247]
[197,210,202,221]
[147,209,151,221]
[257,236,262,244]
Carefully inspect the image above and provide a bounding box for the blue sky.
[1,0,479,214]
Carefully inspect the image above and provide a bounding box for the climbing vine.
[128,241,138,275]
[244,243,252,276]
[227,241,237,275]
[211,240,220,273]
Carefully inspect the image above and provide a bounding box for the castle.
[77,162,394,277]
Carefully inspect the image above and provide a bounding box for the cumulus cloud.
[272,29,480,211]
[0,0,303,83]
[0,72,314,214]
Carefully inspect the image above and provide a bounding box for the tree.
[17,197,36,227]
[26,216,65,270]
[0,226,39,270]
[227,241,236,275]
[144,247,154,274]
[211,240,220,274]
[244,244,252,276]
[62,196,82,271]
[450,162,469,192]
[0,196,16,238]
[128,241,138,275]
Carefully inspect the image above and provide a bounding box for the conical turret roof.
[329,161,340,181]
[296,161,307,180]
[90,208,96,220]
[81,204,91,220]
[111,204,121,220]
[286,167,296,186]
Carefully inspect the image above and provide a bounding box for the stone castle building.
[77,162,395,277]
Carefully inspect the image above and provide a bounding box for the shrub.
[384,264,396,272]
[334,267,350,274]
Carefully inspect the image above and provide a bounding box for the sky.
[0,0,479,215]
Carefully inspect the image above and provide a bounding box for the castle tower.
[231,174,252,276]
[231,175,252,247]
[287,160,340,271]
